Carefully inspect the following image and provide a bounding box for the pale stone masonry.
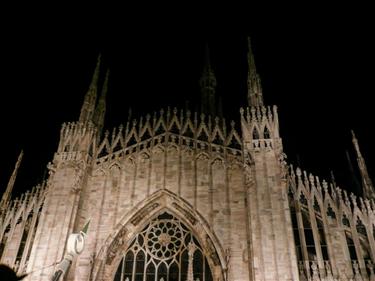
[1,39,375,281]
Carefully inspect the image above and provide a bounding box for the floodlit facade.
[1,39,375,281]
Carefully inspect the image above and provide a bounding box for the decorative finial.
[0,150,24,213]
[200,43,217,117]
[247,36,264,107]
[93,68,110,137]
[351,130,375,200]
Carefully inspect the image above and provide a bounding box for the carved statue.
[106,227,127,265]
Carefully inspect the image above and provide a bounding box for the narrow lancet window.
[252,128,259,140]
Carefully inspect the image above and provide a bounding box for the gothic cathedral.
[1,38,375,281]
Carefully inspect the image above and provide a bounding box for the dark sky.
[0,6,374,198]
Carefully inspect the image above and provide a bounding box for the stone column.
[187,242,197,281]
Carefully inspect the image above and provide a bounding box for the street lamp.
[51,220,90,281]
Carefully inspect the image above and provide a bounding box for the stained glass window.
[114,212,213,281]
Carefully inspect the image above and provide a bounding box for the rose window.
[146,220,183,259]
[114,212,214,281]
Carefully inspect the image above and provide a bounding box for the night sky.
[0,6,374,199]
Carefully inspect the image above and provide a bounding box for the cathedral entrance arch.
[93,190,225,281]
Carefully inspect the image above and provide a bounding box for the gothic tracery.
[114,213,213,281]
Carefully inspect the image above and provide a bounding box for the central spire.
[199,44,217,116]
[79,54,101,124]
[247,37,264,107]
[93,69,109,137]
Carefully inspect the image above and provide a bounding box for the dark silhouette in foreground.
[0,264,27,281]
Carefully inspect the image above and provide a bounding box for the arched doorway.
[113,212,213,281]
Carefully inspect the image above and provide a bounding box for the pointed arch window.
[326,205,336,219]
[289,195,330,264]
[355,217,372,265]
[316,217,328,260]
[301,211,317,260]
[114,212,214,281]
[263,126,271,139]
[345,232,357,261]
[356,217,368,238]
[289,192,303,261]
[15,216,31,265]
[342,214,350,227]
[252,127,259,140]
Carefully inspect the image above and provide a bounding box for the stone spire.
[93,69,109,137]
[199,44,217,116]
[247,37,264,107]
[351,130,375,199]
[0,150,23,213]
[79,54,101,124]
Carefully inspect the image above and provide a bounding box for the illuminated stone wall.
[1,46,375,281]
